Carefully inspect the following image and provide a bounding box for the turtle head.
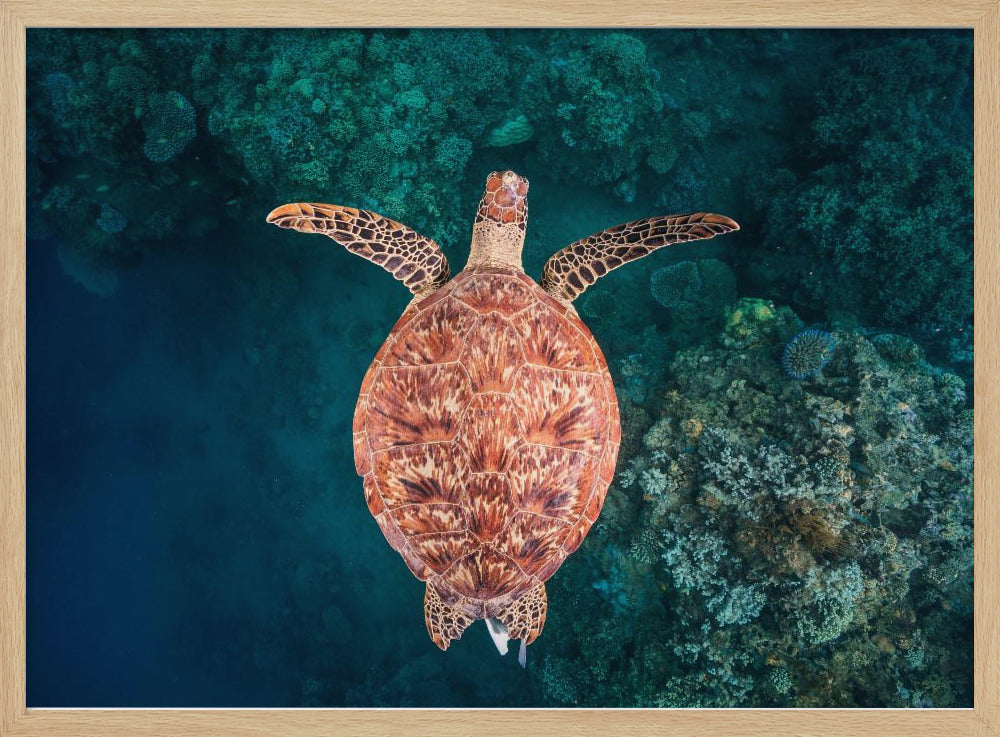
[478,170,529,228]
[466,170,529,271]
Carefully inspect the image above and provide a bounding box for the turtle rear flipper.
[267,203,450,295]
[541,212,739,301]
[493,583,546,648]
[424,582,474,651]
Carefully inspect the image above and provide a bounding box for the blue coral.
[141,91,196,162]
[95,203,127,234]
[42,71,76,121]
[650,259,736,317]
[782,329,836,380]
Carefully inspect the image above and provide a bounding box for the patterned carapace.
[266,170,739,660]
[353,267,619,649]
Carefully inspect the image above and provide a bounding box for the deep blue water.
[29,236,275,704]
[27,184,606,706]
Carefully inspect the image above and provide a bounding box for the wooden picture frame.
[1,1,996,734]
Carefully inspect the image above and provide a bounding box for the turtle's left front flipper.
[267,203,450,294]
[541,212,739,301]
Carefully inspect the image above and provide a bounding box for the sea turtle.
[266,171,738,664]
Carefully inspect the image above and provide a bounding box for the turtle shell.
[353,267,620,615]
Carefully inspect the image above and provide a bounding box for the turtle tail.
[484,584,547,666]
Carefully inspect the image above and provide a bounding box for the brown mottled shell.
[354,268,620,609]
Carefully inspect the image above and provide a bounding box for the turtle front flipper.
[266,203,450,294]
[541,212,739,301]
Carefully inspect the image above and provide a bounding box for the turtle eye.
[484,172,503,193]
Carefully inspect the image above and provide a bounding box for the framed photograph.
[2,1,996,734]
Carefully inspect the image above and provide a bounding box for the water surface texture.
[27,29,973,707]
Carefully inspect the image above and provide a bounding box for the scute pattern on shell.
[354,268,620,643]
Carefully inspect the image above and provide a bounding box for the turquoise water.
[26,29,973,707]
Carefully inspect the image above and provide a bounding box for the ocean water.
[26,29,973,707]
[27,176,633,707]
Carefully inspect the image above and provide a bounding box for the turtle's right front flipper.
[541,212,739,301]
[266,203,450,294]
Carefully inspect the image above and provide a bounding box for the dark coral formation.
[650,259,736,319]
[751,37,973,345]
[142,91,196,162]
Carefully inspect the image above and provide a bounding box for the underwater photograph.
[25,28,973,707]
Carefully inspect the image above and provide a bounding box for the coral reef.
[26,28,972,368]
[749,35,973,341]
[535,299,972,707]
[650,259,736,320]
[485,114,535,148]
[95,203,127,234]
[142,91,196,162]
